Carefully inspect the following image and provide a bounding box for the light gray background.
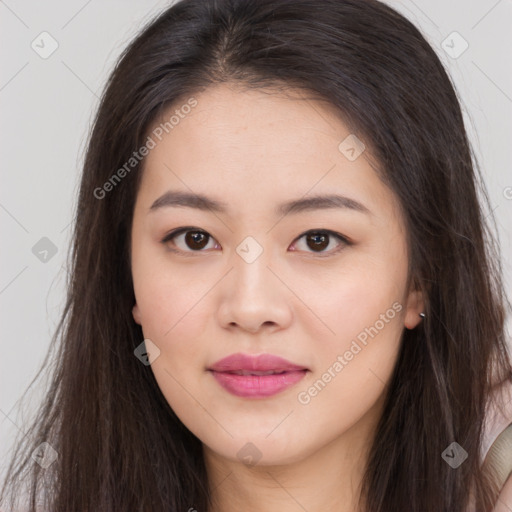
[1,0,511,486]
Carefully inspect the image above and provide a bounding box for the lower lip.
[209,370,307,398]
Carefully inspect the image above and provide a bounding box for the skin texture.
[130,83,424,512]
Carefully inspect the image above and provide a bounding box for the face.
[130,83,423,467]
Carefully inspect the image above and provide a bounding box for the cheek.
[131,257,217,404]
[133,272,214,432]
[306,260,406,354]
[296,259,405,413]
[134,276,210,350]
[295,295,404,445]
[310,291,403,386]
[131,236,211,339]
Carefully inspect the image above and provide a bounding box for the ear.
[132,303,142,325]
[403,288,425,330]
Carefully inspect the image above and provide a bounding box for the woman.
[2,0,511,511]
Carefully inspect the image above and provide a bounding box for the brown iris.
[184,231,210,250]
[305,232,329,252]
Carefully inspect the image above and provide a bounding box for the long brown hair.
[2,0,511,510]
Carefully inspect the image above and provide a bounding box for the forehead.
[138,83,400,224]
[144,83,353,170]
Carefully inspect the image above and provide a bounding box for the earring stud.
[419,312,426,318]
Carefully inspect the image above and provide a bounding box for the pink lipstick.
[208,353,308,398]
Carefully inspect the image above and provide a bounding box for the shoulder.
[482,377,512,462]
[492,473,512,512]
[485,377,512,511]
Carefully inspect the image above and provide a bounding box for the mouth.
[207,352,309,398]
[208,369,308,398]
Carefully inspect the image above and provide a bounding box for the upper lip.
[208,353,308,373]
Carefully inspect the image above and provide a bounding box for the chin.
[204,432,314,468]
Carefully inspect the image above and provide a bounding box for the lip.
[208,353,308,398]
[209,353,307,373]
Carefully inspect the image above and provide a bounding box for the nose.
[216,242,293,334]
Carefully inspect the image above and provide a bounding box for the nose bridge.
[232,234,273,291]
[215,230,295,333]
[217,235,285,333]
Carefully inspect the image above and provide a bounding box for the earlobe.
[404,289,425,330]
[132,303,142,325]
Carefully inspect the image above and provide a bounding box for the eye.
[290,229,350,256]
[161,227,219,254]
[161,227,351,256]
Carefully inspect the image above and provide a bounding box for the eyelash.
[160,227,352,257]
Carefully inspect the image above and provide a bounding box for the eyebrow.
[149,190,372,216]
